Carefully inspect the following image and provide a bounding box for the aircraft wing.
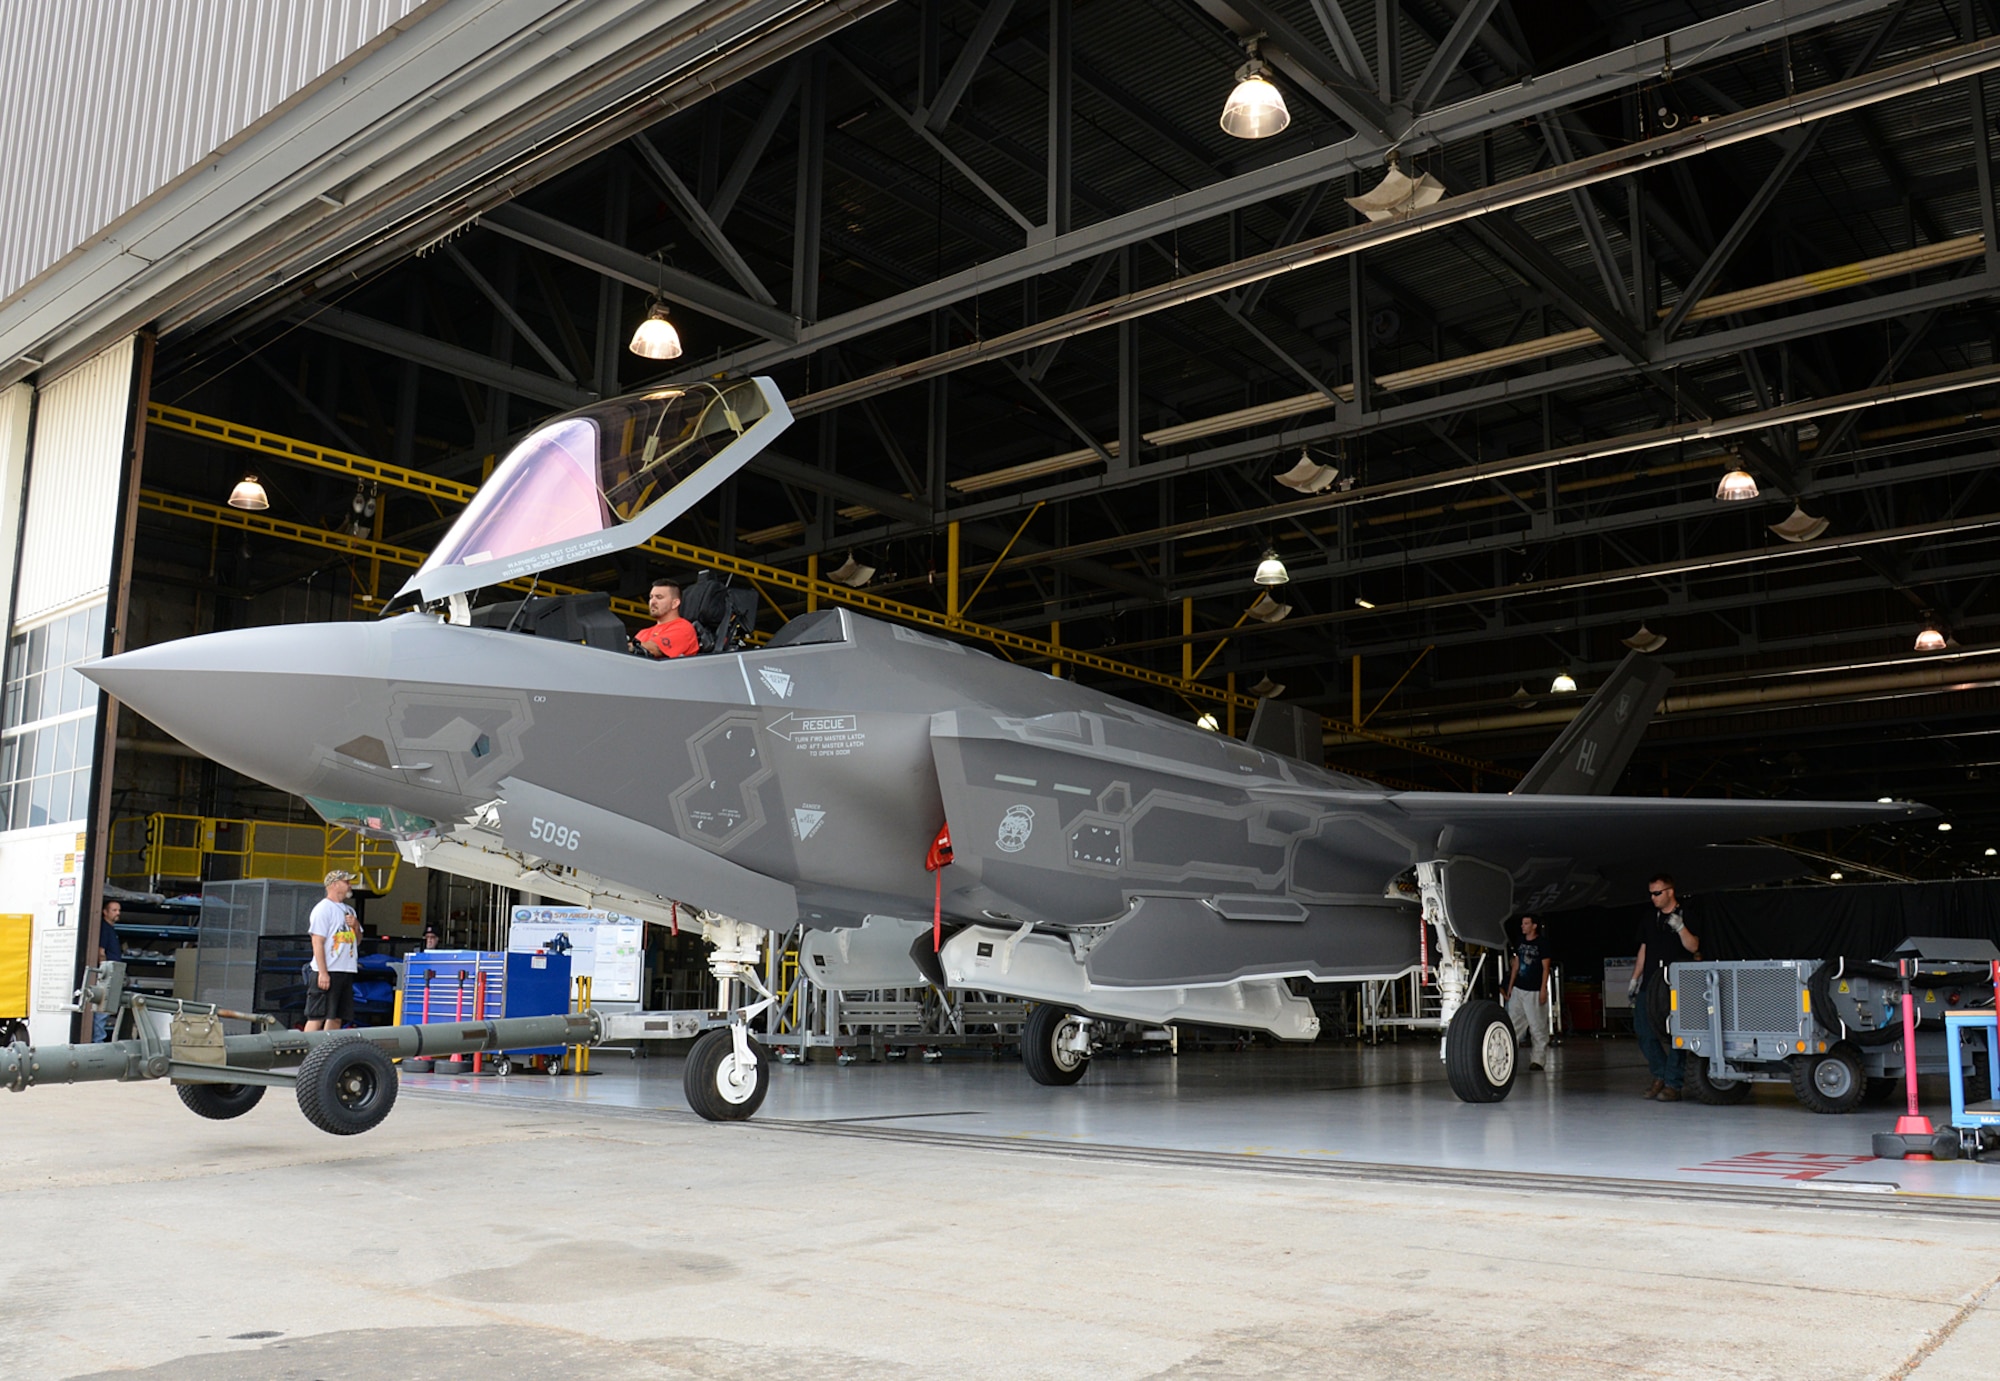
[1361,790,1927,919]
[1379,791,1930,869]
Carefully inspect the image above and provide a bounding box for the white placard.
[1604,956,1638,1010]
[508,906,644,1003]
[34,925,77,1013]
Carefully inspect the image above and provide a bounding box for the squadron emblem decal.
[758,666,795,699]
[996,803,1035,853]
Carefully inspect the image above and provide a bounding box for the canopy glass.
[391,377,788,609]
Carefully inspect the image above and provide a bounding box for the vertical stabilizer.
[1512,651,1673,796]
[1245,699,1322,763]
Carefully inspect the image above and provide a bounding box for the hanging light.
[1714,465,1760,502]
[1195,712,1221,732]
[1877,796,1896,804]
[1253,547,1290,585]
[1829,871,1844,881]
[227,474,270,510]
[1220,41,1290,140]
[1550,669,1578,694]
[1354,596,1376,610]
[1914,619,1947,652]
[628,300,684,359]
[1938,821,1953,832]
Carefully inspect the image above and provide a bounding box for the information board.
[507,906,644,1003]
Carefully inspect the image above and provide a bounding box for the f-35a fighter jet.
[88,376,1931,1119]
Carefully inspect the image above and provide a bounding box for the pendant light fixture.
[629,300,683,360]
[1915,618,1948,652]
[1252,547,1290,585]
[227,474,270,510]
[1219,39,1290,139]
[1714,464,1760,502]
[1195,712,1221,732]
[1550,669,1578,694]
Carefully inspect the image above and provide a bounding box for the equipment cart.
[1667,938,1999,1112]
[1945,1008,2000,1157]
[403,949,572,1074]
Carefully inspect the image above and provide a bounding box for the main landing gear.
[684,913,774,1121]
[1416,862,1517,1104]
[1022,1004,1095,1086]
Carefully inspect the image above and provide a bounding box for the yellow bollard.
[569,974,593,1074]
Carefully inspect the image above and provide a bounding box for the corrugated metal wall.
[0,0,427,305]
[13,338,132,625]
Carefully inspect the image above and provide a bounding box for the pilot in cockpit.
[634,577,699,659]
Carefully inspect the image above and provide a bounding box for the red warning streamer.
[924,822,954,952]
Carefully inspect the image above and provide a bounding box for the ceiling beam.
[662,0,1899,385]
[283,303,595,409]
[481,203,798,341]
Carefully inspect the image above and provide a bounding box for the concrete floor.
[408,1034,2000,1202]
[6,1037,2000,1378]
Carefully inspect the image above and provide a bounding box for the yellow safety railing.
[106,813,400,891]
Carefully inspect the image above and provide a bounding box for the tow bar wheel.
[295,1037,399,1135]
[176,1082,267,1121]
[1446,999,1518,1103]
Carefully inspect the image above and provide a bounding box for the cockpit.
[385,376,805,657]
[386,376,791,617]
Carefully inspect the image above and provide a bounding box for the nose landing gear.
[683,913,775,1121]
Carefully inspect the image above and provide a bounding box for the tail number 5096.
[529,817,580,851]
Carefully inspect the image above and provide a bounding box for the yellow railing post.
[1181,598,1194,682]
[946,521,961,622]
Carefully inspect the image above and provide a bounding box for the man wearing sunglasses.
[1630,874,1700,1100]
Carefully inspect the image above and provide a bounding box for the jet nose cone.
[85,622,399,799]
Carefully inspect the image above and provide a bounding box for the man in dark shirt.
[94,900,122,1042]
[634,578,699,659]
[1630,873,1700,1100]
[1500,915,1551,1071]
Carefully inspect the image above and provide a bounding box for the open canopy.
[390,376,791,609]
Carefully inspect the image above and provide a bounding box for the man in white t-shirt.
[303,870,361,1031]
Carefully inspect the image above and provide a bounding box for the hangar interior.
[8,0,2000,1215]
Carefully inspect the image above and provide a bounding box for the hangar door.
[0,337,143,1041]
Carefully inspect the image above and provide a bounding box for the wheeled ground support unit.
[1668,944,1998,1115]
[1,962,602,1135]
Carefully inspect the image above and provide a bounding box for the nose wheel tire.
[176,1082,267,1120]
[1445,999,1518,1104]
[684,1027,770,1121]
[295,1037,399,1135]
[1022,1003,1091,1086]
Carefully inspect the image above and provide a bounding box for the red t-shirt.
[636,616,699,659]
